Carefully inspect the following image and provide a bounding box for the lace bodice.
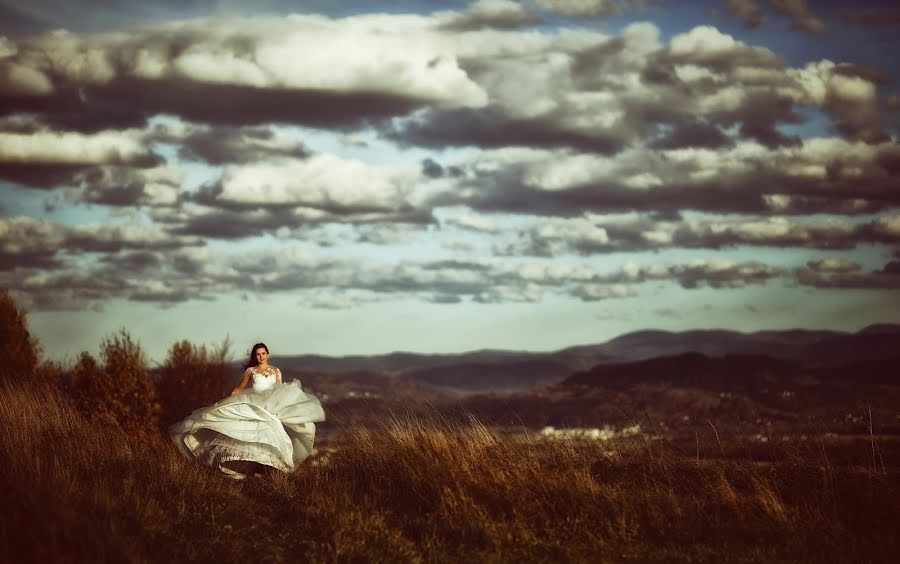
[249,366,280,391]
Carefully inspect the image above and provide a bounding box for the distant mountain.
[401,359,573,392]
[558,325,900,365]
[273,324,900,394]
[277,349,553,376]
[562,352,801,393]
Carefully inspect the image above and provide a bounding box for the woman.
[169,343,325,479]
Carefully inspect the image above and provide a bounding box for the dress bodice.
[250,366,279,391]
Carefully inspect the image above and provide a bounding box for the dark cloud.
[0,216,203,273]
[735,95,803,149]
[879,261,900,275]
[724,0,764,28]
[163,208,296,240]
[652,119,733,150]
[531,0,625,17]
[385,107,623,153]
[0,163,93,189]
[771,0,825,36]
[794,264,900,289]
[0,217,67,270]
[75,166,181,207]
[837,6,900,28]
[421,158,445,179]
[428,294,463,304]
[170,125,311,164]
[163,205,433,241]
[99,250,164,271]
[440,1,540,32]
[0,80,423,134]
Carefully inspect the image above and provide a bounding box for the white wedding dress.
[169,367,325,479]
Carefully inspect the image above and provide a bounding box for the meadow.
[2,380,898,563]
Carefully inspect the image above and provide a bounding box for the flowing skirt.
[169,381,325,479]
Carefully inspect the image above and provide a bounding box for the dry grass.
[1,381,898,563]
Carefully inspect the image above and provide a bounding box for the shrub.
[72,329,161,436]
[157,337,233,430]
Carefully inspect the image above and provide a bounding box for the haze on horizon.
[1,0,898,362]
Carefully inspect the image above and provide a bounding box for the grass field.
[2,380,898,563]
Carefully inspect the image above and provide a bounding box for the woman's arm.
[275,367,283,384]
[231,369,252,396]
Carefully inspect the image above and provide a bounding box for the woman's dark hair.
[242,342,269,371]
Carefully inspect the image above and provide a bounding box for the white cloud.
[0,128,153,165]
[806,258,861,273]
[2,15,489,109]
[215,155,419,211]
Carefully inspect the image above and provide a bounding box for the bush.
[157,337,233,430]
[72,329,160,436]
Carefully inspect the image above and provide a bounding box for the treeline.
[0,290,233,436]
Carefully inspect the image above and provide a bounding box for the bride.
[169,342,325,479]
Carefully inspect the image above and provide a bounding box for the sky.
[1,0,899,362]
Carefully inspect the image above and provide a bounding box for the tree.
[0,290,40,381]
[75,329,161,436]
[157,336,233,430]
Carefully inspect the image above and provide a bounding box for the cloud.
[794,263,900,289]
[771,0,825,36]
[531,0,624,17]
[497,216,860,257]
[2,230,793,310]
[496,212,900,257]
[609,259,782,289]
[440,0,539,31]
[570,283,636,301]
[724,0,764,28]
[805,258,861,273]
[440,209,500,234]
[0,216,66,269]
[75,166,182,207]
[0,216,203,271]
[385,21,891,152]
[155,124,311,164]
[651,119,733,150]
[654,307,682,319]
[0,16,488,132]
[0,127,162,188]
[435,139,900,220]
[2,14,891,155]
[837,7,900,28]
[177,155,438,233]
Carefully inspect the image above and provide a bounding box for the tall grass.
[1,381,898,563]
